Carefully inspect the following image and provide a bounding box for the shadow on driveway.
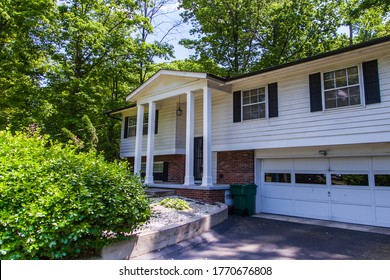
[136,215,390,260]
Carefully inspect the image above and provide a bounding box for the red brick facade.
[127,155,185,183]
[175,189,225,203]
[217,150,254,184]
[127,149,254,203]
[155,155,185,183]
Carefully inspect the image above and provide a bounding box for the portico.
[127,70,228,188]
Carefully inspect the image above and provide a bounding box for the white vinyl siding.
[212,54,390,152]
[120,100,185,157]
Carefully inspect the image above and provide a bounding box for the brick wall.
[175,189,225,204]
[127,155,185,183]
[155,155,185,183]
[217,150,254,184]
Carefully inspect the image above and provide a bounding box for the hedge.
[0,130,150,259]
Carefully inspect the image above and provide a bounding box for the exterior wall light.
[318,150,327,156]
[176,95,183,116]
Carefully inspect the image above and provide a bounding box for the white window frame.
[127,114,149,137]
[241,86,268,121]
[141,161,164,174]
[321,64,365,110]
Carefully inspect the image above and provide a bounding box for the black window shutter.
[363,59,380,105]
[123,116,129,138]
[233,90,242,123]
[154,110,159,134]
[309,72,323,112]
[268,82,278,118]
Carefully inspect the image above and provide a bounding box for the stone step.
[145,188,175,198]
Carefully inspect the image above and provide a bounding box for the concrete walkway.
[134,215,390,260]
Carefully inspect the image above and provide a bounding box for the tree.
[257,0,346,69]
[0,0,56,130]
[179,0,271,77]
[0,0,189,160]
[178,0,389,76]
[342,0,390,44]
[131,0,178,84]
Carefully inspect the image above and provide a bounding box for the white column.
[134,104,144,176]
[144,101,156,185]
[184,92,195,186]
[201,87,213,187]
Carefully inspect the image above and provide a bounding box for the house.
[107,36,390,228]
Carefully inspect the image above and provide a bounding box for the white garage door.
[258,157,390,227]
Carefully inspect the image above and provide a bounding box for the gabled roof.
[125,70,224,101]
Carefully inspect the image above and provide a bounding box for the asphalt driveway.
[135,215,390,260]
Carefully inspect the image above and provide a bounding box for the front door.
[194,137,203,181]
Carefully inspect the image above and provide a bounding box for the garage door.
[258,157,390,227]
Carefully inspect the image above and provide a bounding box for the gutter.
[104,103,137,121]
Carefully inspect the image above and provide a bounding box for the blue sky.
[148,1,193,62]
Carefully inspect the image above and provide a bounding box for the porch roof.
[125,70,226,103]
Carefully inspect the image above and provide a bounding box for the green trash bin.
[230,184,257,216]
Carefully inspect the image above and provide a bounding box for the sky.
[147,1,193,62]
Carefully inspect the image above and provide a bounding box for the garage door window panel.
[295,174,326,185]
[331,174,369,186]
[375,175,390,187]
[265,173,291,183]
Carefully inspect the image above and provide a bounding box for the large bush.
[0,130,150,259]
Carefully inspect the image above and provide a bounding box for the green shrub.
[0,130,150,259]
[159,198,190,211]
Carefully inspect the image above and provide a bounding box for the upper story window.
[127,116,137,137]
[126,114,148,137]
[242,87,266,120]
[310,60,380,113]
[323,66,361,109]
[124,110,158,139]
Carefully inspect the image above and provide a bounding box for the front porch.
[126,71,229,189]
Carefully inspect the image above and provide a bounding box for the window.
[124,110,159,138]
[242,87,266,120]
[323,66,361,109]
[127,116,137,137]
[331,174,368,186]
[265,173,291,183]
[295,174,326,185]
[141,161,164,173]
[127,114,148,137]
[375,175,390,187]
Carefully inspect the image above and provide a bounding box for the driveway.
[135,215,390,260]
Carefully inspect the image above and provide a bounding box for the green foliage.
[159,58,227,77]
[0,0,177,161]
[159,198,191,211]
[258,0,345,69]
[179,0,389,76]
[180,0,269,76]
[0,130,151,259]
[62,115,99,151]
[342,0,390,44]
